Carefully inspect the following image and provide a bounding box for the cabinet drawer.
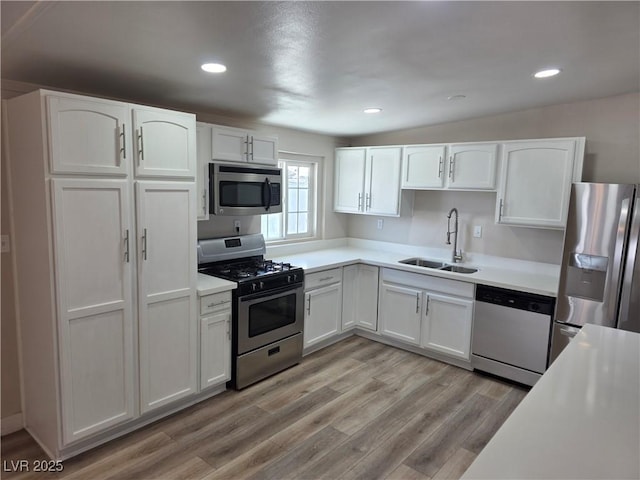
[305,268,343,290]
[200,291,232,316]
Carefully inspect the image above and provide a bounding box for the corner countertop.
[196,273,236,296]
[269,242,559,296]
[462,324,640,480]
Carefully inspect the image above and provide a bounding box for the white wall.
[346,92,640,264]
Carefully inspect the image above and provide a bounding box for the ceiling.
[2,1,639,136]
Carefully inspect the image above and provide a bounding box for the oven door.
[210,163,282,216]
[237,284,304,355]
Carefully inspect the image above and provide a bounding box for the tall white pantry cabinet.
[6,90,198,459]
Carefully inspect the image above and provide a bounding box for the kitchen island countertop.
[462,323,640,480]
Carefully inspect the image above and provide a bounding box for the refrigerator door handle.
[618,195,640,332]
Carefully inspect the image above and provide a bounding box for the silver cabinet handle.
[307,295,311,315]
[120,124,126,160]
[448,156,454,178]
[141,228,148,260]
[250,135,254,159]
[123,229,129,263]
[416,292,420,313]
[365,193,371,210]
[358,193,362,211]
[498,199,504,221]
[319,277,334,282]
[449,156,455,181]
[138,126,144,161]
[438,156,443,178]
[227,320,230,340]
[425,296,430,315]
[244,136,249,161]
[202,190,207,215]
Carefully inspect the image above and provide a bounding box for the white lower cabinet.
[199,292,231,390]
[422,293,474,360]
[342,264,379,331]
[379,268,474,362]
[304,269,343,348]
[379,283,422,345]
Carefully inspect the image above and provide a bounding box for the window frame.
[261,154,320,243]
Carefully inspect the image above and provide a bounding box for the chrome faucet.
[446,207,463,263]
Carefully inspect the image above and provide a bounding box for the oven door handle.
[240,284,303,302]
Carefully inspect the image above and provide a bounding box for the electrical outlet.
[234,220,241,234]
[473,225,482,238]
[377,219,384,230]
[1,235,9,253]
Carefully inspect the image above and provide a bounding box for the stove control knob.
[251,283,258,292]
[287,275,292,283]
[293,274,298,282]
[259,281,265,290]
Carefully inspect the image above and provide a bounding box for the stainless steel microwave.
[209,163,282,216]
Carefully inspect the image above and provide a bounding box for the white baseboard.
[1,413,24,436]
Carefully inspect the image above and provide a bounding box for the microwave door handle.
[264,177,272,211]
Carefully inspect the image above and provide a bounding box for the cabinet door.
[422,293,473,360]
[341,264,378,331]
[47,95,129,175]
[133,107,196,178]
[249,134,279,166]
[200,311,231,390]
[497,140,577,228]
[334,148,366,213]
[196,123,211,220]
[356,265,379,330]
[137,181,197,413]
[448,143,498,190]
[366,147,402,216]
[304,283,342,348]
[379,282,422,346]
[211,126,248,162]
[401,145,446,189]
[51,179,135,444]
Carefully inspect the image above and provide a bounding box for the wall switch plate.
[377,219,384,230]
[473,225,482,238]
[1,235,10,253]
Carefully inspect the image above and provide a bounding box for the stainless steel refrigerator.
[550,182,640,364]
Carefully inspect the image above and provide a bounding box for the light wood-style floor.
[1,336,527,480]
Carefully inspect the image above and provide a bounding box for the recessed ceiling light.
[534,68,561,79]
[447,94,466,101]
[364,108,382,114]
[201,63,227,73]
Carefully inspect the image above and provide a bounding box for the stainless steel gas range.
[197,234,304,389]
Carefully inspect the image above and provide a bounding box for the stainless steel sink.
[398,258,447,269]
[398,258,478,274]
[439,265,478,274]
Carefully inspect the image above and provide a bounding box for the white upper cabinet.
[196,123,211,220]
[402,145,446,189]
[334,148,367,213]
[447,143,497,190]
[366,147,403,215]
[401,143,497,190]
[496,138,584,228]
[47,95,130,176]
[211,125,278,166]
[132,107,196,179]
[334,146,402,216]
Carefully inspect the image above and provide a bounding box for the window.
[261,155,319,242]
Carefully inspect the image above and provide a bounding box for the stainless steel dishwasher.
[471,284,555,387]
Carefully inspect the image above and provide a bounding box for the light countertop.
[270,245,559,296]
[462,324,640,480]
[196,273,236,296]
